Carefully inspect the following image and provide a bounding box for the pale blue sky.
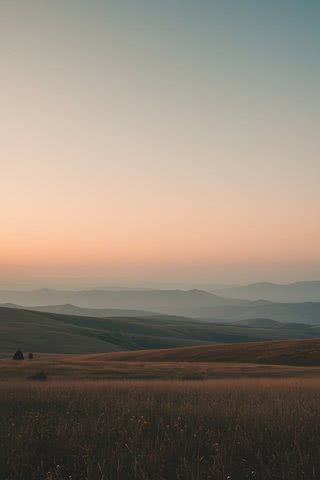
[0,1,319,286]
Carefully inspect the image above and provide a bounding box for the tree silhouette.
[13,349,24,360]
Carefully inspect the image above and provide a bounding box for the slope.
[104,339,320,366]
[1,306,320,354]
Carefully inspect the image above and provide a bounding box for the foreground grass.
[1,379,320,479]
[3,353,320,380]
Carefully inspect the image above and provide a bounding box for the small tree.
[28,352,33,360]
[13,349,24,360]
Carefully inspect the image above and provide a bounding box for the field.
[1,378,320,480]
[104,338,320,366]
[3,350,320,381]
[3,341,320,479]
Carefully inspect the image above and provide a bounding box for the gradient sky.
[0,0,319,288]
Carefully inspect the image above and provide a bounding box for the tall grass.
[1,378,320,479]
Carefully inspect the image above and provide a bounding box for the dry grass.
[1,378,320,479]
[3,353,320,381]
[101,338,320,366]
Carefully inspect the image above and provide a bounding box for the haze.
[1,1,319,288]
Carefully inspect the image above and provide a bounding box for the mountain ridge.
[1,288,320,323]
[216,280,320,302]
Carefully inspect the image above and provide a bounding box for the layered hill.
[0,303,158,318]
[232,318,309,330]
[197,301,320,324]
[216,281,320,303]
[0,288,236,311]
[1,289,320,323]
[105,339,320,366]
[233,318,282,328]
[2,306,320,354]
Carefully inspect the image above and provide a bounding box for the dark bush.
[12,349,24,360]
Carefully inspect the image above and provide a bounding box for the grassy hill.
[105,338,320,366]
[0,306,216,353]
[233,318,282,328]
[2,306,320,354]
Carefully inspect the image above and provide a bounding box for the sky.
[0,0,319,288]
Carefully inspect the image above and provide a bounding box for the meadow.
[1,378,320,480]
[2,352,320,381]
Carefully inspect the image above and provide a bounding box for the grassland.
[3,339,320,479]
[105,338,320,366]
[3,337,320,381]
[4,352,320,381]
[1,378,320,480]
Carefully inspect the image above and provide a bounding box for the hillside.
[1,306,320,354]
[0,306,217,353]
[233,318,282,328]
[105,339,320,366]
[197,301,320,324]
[232,318,311,331]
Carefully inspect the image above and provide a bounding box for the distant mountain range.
[215,281,320,303]
[0,303,159,318]
[1,287,320,324]
[0,288,240,311]
[196,301,320,324]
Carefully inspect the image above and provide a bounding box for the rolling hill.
[1,306,320,354]
[216,281,320,303]
[104,338,320,366]
[231,318,311,330]
[196,301,320,324]
[0,303,159,318]
[233,318,282,328]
